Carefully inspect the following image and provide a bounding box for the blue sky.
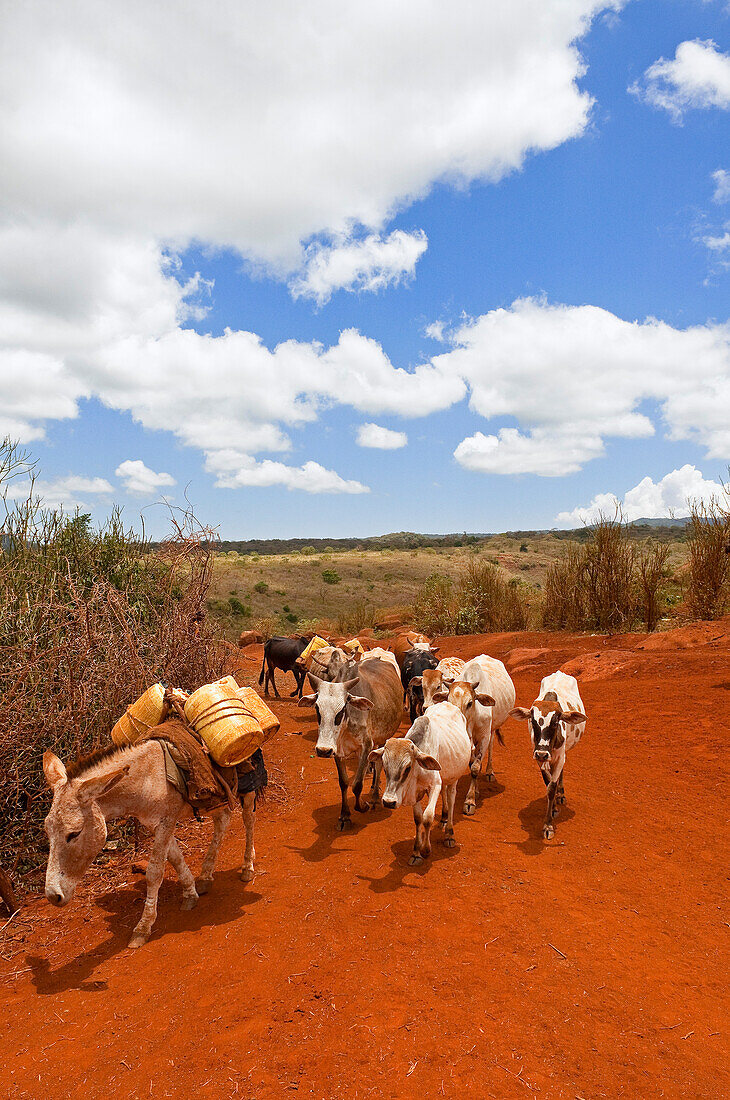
[2,1,729,537]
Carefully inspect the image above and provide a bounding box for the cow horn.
[307,671,323,689]
[343,676,360,690]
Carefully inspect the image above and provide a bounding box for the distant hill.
[202,518,687,556]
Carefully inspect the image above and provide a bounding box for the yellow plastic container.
[299,635,330,666]
[343,637,365,658]
[111,683,167,747]
[184,678,263,766]
[236,686,280,743]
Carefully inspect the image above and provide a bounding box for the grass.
[209,533,690,639]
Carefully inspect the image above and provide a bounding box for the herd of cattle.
[259,631,587,863]
[40,628,586,948]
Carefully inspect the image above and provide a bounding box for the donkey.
[42,740,256,949]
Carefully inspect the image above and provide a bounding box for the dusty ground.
[1,625,728,1098]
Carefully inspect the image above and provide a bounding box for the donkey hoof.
[240,868,255,883]
[463,802,476,816]
[195,878,212,895]
[181,893,199,911]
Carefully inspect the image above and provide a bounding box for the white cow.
[509,670,587,840]
[369,701,471,865]
[361,647,400,674]
[438,655,515,814]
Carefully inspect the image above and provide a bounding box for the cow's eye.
[466,701,472,709]
[66,830,81,843]
[402,765,411,779]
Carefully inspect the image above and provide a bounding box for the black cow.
[259,636,309,698]
[401,647,439,722]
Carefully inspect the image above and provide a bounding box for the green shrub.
[254,580,269,594]
[322,569,341,585]
[228,596,249,616]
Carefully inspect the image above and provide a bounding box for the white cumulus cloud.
[712,168,730,203]
[631,39,730,120]
[5,475,114,510]
[556,465,726,526]
[291,230,427,305]
[439,298,730,477]
[356,423,408,450]
[205,451,368,495]
[115,459,176,496]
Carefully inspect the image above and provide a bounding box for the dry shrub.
[685,494,730,620]
[543,515,671,633]
[0,441,226,877]
[335,599,375,636]
[414,560,531,635]
[252,615,282,641]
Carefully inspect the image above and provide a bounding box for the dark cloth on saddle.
[236,748,268,796]
[143,718,237,814]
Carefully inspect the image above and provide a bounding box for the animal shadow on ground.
[25,867,261,995]
[288,795,390,864]
[517,796,575,856]
[357,831,461,894]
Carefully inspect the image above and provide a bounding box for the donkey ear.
[77,765,129,806]
[43,751,67,789]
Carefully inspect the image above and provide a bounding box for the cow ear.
[560,709,586,724]
[475,692,496,707]
[347,694,373,711]
[430,647,440,655]
[410,676,423,689]
[298,693,317,708]
[509,707,532,721]
[416,753,441,772]
[77,765,129,806]
[368,747,384,764]
[432,690,449,703]
[43,751,67,789]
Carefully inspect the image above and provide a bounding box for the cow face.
[369,734,440,810]
[509,699,586,769]
[298,674,372,757]
[446,681,496,732]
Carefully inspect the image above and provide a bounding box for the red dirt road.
[2,629,729,1098]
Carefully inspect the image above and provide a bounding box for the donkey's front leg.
[128,820,175,949]
[167,837,200,910]
[196,804,233,894]
[240,792,256,883]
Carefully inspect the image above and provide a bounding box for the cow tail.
[258,645,267,685]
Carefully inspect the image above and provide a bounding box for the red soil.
[2,628,728,1098]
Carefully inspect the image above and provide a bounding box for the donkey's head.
[43,751,129,907]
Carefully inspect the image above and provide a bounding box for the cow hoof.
[463,802,476,816]
[485,771,496,783]
[128,931,149,950]
[195,878,212,895]
[557,794,566,805]
[443,837,456,848]
[240,868,255,883]
[289,690,299,697]
[543,825,555,840]
[181,893,199,911]
[338,818,353,831]
[354,801,369,813]
[408,855,424,866]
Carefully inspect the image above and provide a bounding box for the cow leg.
[543,768,562,839]
[440,787,448,826]
[409,784,439,865]
[352,737,372,812]
[268,662,281,699]
[369,757,382,806]
[463,734,487,815]
[240,791,256,882]
[485,731,496,783]
[167,837,200,910]
[291,666,306,699]
[334,755,352,830]
[196,804,232,894]
[409,803,426,865]
[128,820,176,948]
[556,772,566,805]
[443,783,457,847]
